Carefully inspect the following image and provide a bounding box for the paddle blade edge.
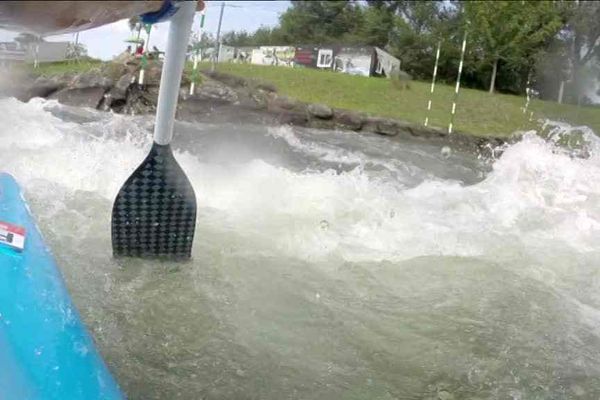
[111,143,196,260]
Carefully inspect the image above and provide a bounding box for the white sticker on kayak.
[0,221,26,251]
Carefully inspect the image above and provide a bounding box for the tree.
[386,1,455,80]
[464,1,563,94]
[359,4,394,47]
[559,1,600,103]
[66,42,87,59]
[14,32,43,48]
[188,31,216,60]
[277,1,364,45]
[128,16,141,33]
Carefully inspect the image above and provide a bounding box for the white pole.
[211,2,225,72]
[424,40,441,127]
[138,26,152,86]
[153,2,196,145]
[448,29,468,134]
[558,80,565,104]
[189,58,197,95]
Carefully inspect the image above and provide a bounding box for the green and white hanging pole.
[448,28,468,134]
[424,40,442,127]
[190,9,206,95]
[138,23,152,86]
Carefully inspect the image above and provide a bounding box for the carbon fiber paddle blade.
[111,143,196,259]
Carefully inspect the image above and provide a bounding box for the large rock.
[195,80,238,103]
[122,85,158,115]
[248,88,270,110]
[276,110,309,126]
[409,124,448,139]
[99,62,131,81]
[142,64,162,86]
[369,117,400,136]
[255,81,277,93]
[268,95,299,111]
[136,61,191,86]
[109,73,134,101]
[49,87,108,109]
[307,103,333,119]
[378,120,400,136]
[307,118,336,130]
[333,110,364,131]
[23,76,65,100]
[70,70,113,89]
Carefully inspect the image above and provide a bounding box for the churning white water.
[1,97,600,399]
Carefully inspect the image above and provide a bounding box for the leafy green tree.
[128,16,141,33]
[222,31,250,47]
[559,1,600,103]
[359,4,394,47]
[250,26,286,46]
[188,31,214,53]
[278,1,364,45]
[464,1,563,94]
[14,32,43,48]
[386,1,454,80]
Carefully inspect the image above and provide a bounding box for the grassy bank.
[23,59,103,77]
[201,63,599,138]
[19,60,599,138]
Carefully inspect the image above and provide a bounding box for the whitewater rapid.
[1,97,600,399]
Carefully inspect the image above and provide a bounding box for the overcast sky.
[0,1,290,60]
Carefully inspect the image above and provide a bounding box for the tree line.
[209,0,599,105]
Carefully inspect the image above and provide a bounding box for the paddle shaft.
[153,1,196,145]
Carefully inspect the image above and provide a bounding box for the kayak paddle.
[112,1,197,259]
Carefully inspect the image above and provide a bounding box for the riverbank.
[203,63,600,139]
[3,59,596,154]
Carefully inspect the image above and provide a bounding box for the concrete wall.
[333,47,374,77]
[251,46,295,67]
[217,45,235,63]
[374,47,401,78]
[25,42,69,63]
[293,46,318,68]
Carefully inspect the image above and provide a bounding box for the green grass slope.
[206,63,599,138]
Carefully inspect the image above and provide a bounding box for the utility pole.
[190,10,206,95]
[211,2,225,72]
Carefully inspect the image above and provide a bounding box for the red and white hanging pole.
[448,29,468,134]
[424,40,441,127]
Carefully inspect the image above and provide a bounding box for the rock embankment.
[2,59,505,153]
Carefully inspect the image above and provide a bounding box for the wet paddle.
[112,1,197,259]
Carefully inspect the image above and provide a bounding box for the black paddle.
[112,2,197,259]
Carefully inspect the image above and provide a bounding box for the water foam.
[0,98,598,265]
[3,97,600,399]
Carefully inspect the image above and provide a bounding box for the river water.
[1,97,600,399]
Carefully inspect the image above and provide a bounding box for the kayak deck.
[0,173,123,399]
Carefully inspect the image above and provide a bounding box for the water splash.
[1,97,600,399]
